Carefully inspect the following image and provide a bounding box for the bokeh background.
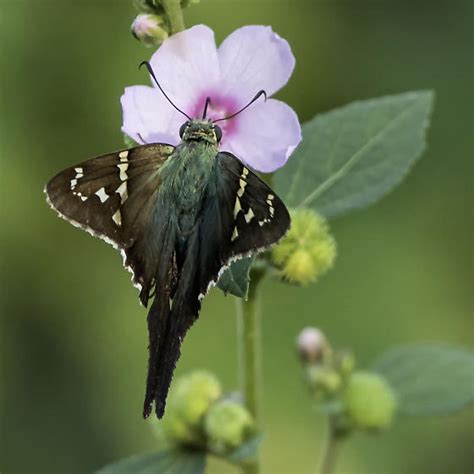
[1,1,472,473]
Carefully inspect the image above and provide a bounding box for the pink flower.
[121,25,301,172]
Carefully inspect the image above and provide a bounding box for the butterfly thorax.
[159,137,217,242]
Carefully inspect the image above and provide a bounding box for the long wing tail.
[142,233,201,419]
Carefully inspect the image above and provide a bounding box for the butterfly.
[45,62,291,419]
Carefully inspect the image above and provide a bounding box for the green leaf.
[216,257,254,299]
[275,91,434,218]
[373,344,474,416]
[224,434,263,465]
[97,449,206,474]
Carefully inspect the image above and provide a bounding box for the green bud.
[335,350,355,377]
[307,366,342,395]
[162,371,222,445]
[173,371,222,425]
[272,209,336,285]
[343,371,397,431]
[204,400,254,453]
[131,13,169,47]
[161,415,198,445]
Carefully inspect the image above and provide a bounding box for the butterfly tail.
[143,290,171,419]
[151,234,202,419]
[142,227,178,419]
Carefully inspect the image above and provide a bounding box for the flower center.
[189,92,240,144]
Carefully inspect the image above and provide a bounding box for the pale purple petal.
[224,98,301,173]
[218,25,295,101]
[121,85,182,145]
[149,24,220,114]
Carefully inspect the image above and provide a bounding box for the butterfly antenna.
[137,133,147,145]
[202,97,212,119]
[139,61,191,120]
[213,90,267,123]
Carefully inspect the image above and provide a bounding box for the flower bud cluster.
[131,0,200,47]
[272,209,336,285]
[296,327,396,434]
[297,327,347,398]
[159,371,255,456]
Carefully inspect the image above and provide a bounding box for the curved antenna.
[202,97,212,119]
[139,61,191,120]
[213,90,267,123]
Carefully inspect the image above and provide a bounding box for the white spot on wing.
[231,227,239,242]
[119,150,129,161]
[73,191,88,201]
[116,181,128,204]
[70,178,77,190]
[117,163,129,181]
[112,209,122,226]
[244,208,255,223]
[95,187,109,203]
[233,197,242,218]
[237,178,247,198]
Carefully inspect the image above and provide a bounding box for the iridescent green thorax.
[160,127,218,198]
[158,121,219,238]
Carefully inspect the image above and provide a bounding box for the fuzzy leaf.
[216,257,254,298]
[97,449,206,474]
[373,344,474,416]
[275,91,434,218]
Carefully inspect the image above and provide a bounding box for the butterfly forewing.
[45,143,175,304]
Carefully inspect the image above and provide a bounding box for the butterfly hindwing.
[45,143,175,304]
[196,151,291,299]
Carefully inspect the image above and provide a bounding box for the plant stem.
[162,0,185,34]
[236,270,264,474]
[318,419,343,474]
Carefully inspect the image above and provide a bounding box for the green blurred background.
[1,1,472,473]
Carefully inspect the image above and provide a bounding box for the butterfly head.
[179,119,222,145]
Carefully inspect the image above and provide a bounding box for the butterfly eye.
[214,125,222,142]
[179,122,189,138]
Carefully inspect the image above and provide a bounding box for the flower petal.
[121,85,182,145]
[218,25,295,101]
[223,98,301,173]
[149,24,220,114]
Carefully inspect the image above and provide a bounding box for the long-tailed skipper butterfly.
[45,62,291,419]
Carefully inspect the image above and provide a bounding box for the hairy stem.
[162,0,185,34]
[236,270,264,474]
[318,419,343,474]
